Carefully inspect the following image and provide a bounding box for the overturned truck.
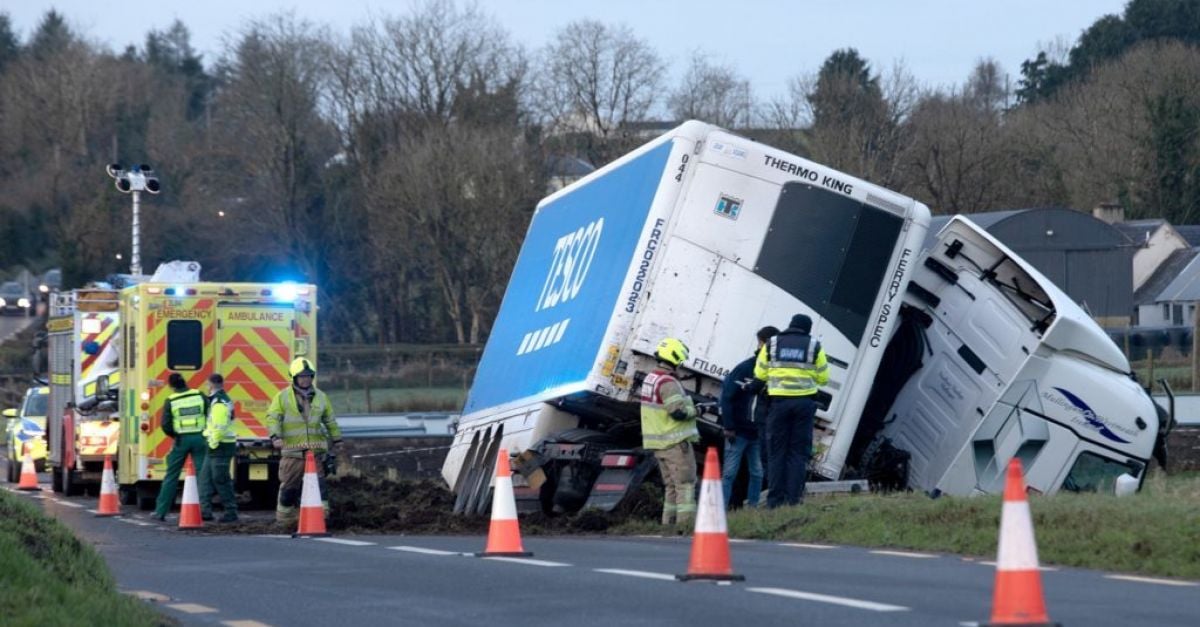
[444,121,1166,515]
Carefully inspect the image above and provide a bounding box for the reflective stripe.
[639,370,699,450]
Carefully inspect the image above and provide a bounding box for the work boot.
[201,513,215,521]
[219,513,239,523]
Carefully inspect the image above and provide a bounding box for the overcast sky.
[6,1,1128,99]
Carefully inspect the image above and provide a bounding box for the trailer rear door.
[216,304,295,439]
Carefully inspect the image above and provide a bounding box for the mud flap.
[582,454,657,512]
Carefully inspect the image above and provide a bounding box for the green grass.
[0,490,169,626]
[614,471,1200,579]
[326,386,465,413]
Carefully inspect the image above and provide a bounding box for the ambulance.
[116,280,318,509]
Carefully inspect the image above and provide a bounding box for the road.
[3,452,1198,627]
[0,312,34,344]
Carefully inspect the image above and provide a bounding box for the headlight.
[18,298,29,308]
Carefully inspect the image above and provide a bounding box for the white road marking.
[594,568,677,581]
[85,509,99,514]
[53,500,83,508]
[870,550,937,559]
[1105,574,1199,587]
[483,557,570,567]
[388,546,460,556]
[222,621,274,627]
[748,587,910,612]
[252,534,293,539]
[781,542,837,550]
[166,602,219,614]
[727,538,754,544]
[312,538,376,547]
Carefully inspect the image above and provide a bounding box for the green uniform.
[266,385,342,524]
[639,368,699,527]
[199,389,238,521]
[154,388,209,519]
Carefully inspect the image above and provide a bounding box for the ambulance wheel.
[137,484,158,511]
[51,467,63,492]
[6,458,16,483]
[119,486,137,505]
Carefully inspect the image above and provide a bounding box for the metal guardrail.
[336,413,457,438]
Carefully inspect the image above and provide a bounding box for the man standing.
[639,337,700,530]
[266,358,343,526]
[755,314,829,508]
[720,326,778,509]
[200,374,238,523]
[153,372,209,521]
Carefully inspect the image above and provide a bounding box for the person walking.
[199,373,238,523]
[720,326,779,509]
[755,314,828,508]
[639,337,700,530]
[266,358,343,526]
[153,373,209,521]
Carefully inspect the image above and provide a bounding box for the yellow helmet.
[289,358,316,379]
[654,337,689,368]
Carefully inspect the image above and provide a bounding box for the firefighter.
[266,358,342,525]
[153,372,210,521]
[640,337,700,530]
[199,373,238,523]
[755,313,829,508]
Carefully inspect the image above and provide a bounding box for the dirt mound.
[206,476,661,536]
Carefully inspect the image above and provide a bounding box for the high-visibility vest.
[639,370,699,450]
[168,390,208,434]
[754,332,829,397]
[266,387,341,454]
[203,391,237,447]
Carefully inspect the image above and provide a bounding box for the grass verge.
[613,471,1200,579]
[326,386,465,413]
[0,490,169,626]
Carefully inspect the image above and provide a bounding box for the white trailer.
[444,121,1162,514]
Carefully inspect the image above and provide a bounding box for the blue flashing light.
[276,282,299,302]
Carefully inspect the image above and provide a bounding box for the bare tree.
[533,19,665,162]
[668,52,752,128]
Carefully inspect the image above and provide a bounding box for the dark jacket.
[720,356,766,439]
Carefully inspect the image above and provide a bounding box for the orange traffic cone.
[16,449,40,491]
[294,450,330,538]
[95,455,120,517]
[983,459,1058,626]
[476,447,532,557]
[677,447,744,581]
[178,455,203,529]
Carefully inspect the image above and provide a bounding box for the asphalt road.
[3,452,1198,627]
[0,312,34,344]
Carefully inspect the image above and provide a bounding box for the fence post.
[365,383,373,414]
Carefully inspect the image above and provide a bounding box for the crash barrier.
[678,446,743,582]
[983,459,1058,627]
[476,447,531,557]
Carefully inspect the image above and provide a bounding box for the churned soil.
[207,475,661,536]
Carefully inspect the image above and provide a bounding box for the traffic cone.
[983,459,1058,626]
[178,455,203,529]
[16,449,40,491]
[677,447,744,581]
[294,450,330,538]
[476,447,532,557]
[95,455,120,517]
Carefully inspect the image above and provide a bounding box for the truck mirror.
[96,375,110,397]
[1114,473,1138,497]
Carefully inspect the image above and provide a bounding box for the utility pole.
[106,164,161,276]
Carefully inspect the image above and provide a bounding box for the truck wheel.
[63,468,84,496]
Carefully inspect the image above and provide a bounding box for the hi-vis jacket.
[266,387,343,458]
[163,389,208,436]
[754,331,829,397]
[639,369,700,450]
[203,390,237,448]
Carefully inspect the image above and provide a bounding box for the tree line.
[0,0,1197,345]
